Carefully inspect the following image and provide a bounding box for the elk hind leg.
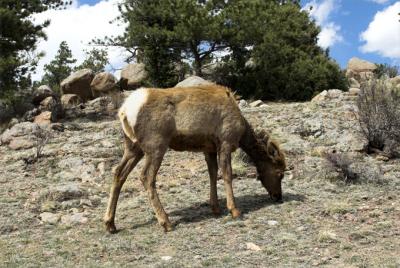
[204,152,221,215]
[104,137,143,233]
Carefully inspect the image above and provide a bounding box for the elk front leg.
[104,142,143,233]
[219,144,240,218]
[141,152,173,232]
[204,152,221,215]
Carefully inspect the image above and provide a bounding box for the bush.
[325,152,358,183]
[374,63,399,79]
[357,79,400,157]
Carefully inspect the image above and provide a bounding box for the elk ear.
[267,140,280,160]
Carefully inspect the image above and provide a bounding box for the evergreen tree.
[0,0,69,97]
[100,0,347,100]
[41,41,77,92]
[75,48,109,73]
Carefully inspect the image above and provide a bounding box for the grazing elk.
[104,84,286,233]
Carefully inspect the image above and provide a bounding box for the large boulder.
[311,89,344,103]
[346,57,377,84]
[120,63,147,90]
[90,72,118,97]
[347,57,377,72]
[32,85,54,105]
[34,111,52,125]
[61,94,82,109]
[1,122,39,144]
[175,76,214,88]
[60,69,95,101]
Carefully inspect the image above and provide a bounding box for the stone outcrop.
[120,63,147,90]
[32,85,54,105]
[175,76,214,88]
[346,57,377,85]
[61,69,95,101]
[90,72,118,97]
[61,94,82,109]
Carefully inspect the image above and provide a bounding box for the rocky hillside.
[0,89,399,267]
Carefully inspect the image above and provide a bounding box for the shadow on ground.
[129,192,305,229]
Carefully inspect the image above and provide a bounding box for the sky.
[31,0,400,81]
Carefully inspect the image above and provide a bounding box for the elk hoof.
[211,206,222,216]
[162,222,174,232]
[105,221,117,234]
[231,208,241,219]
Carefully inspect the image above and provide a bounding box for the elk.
[104,84,286,233]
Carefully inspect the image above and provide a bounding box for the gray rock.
[175,76,214,88]
[348,88,361,96]
[347,57,377,73]
[238,99,249,109]
[91,72,118,97]
[40,212,61,225]
[33,85,54,105]
[61,94,83,109]
[8,137,35,150]
[0,122,39,144]
[48,183,84,202]
[61,69,95,101]
[249,100,264,107]
[120,63,147,90]
[60,212,88,226]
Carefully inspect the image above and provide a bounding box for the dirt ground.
[0,96,399,267]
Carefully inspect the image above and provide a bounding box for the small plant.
[325,152,358,183]
[33,127,53,159]
[357,79,400,157]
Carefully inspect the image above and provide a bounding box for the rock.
[246,242,262,251]
[40,212,61,225]
[48,183,84,202]
[349,77,360,88]
[57,157,96,182]
[267,220,279,226]
[39,96,56,111]
[23,108,41,122]
[61,69,95,101]
[347,57,377,73]
[91,72,118,97]
[249,100,264,107]
[0,122,39,144]
[8,137,35,150]
[61,94,82,109]
[34,111,52,125]
[8,118,19,128]
[161,256,173,261]
[311,89,343,102]
[120,63,147,90]
[33,85,54,105]
[60,212,88,226]
[346,57,377,84]
[85,96,113,114]
[348,88,361,96]
[238,99,249,109]
[175,76,214,88]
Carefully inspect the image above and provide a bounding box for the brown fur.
[104,84,286,233]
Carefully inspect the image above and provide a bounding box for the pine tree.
[75,48,109,73]
[41,41,77,92]
[0,0,69,97]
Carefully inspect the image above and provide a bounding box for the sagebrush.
[357,79,400,157]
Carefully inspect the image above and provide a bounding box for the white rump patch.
[119,87,149,133]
